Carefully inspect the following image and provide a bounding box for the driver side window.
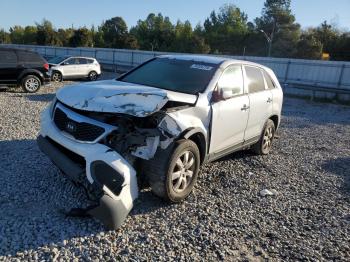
[217,65,244,98]
[64,58,77,65]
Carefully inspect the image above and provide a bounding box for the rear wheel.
[252,119,275,155]
[88,71,98,81]
[143,140,200,203]
[21,75,41,93]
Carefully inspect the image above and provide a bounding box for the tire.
[251,119,276,155]
[88,71,98,81]
[21,75,41,93]
[143,139,200,203]
[52,71,63,82]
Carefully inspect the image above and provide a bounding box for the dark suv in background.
[0,47,50,93]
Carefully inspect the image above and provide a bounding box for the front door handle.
[241,104,250,111]
[267,97,272,103]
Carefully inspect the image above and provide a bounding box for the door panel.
[0,50,18,83]
[244,90,273,139]
[243,66,273,140]
[77,58,89,76]
[209,64,250,154]
[61,58,78,77]
[210,95,250,153]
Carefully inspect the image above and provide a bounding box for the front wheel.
[52,71,62,82]
[251,119,276,155]
[143,140,200,203]
[21,75,41,93]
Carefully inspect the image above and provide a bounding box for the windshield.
[48,56,67,64]
[119,58,219,94]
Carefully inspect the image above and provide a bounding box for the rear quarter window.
[263,70,276,89]
[17,51,45,64]
[0,50,17,64]
[245,66,266,93]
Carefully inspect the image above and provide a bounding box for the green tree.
[36,19,60,46]
[23,26,37,44]
[57,28,74,47]
[69,27,93,47]
[130,13,175,51]
[91,25,104,47]
[255,0,301,57]
[0,29,11,44]
[170,21,209,53]
[100,17,129,48]
[9,25,25,44]
[296,31,322,59]
[203,4,249,55]
[331,33,350,61]
[313,21,339,53]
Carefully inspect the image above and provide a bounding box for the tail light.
[43,63,49,71]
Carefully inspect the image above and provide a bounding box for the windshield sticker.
[190,64,213,71]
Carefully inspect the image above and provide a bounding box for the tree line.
[1,0,349,61]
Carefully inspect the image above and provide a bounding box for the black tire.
[143,139,200,203]
[21,75,41,93]
[251,119,276,155]
[88,71,98,81]
[52,71,63,82]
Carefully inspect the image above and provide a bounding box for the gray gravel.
[0,76,349,261]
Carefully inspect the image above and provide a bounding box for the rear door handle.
[267,98,272,103]
[241,104,250,111]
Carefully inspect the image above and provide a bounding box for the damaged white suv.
[37,55,283,229]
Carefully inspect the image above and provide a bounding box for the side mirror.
[221,88,233,100]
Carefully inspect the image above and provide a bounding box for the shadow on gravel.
[25,93,55,102]
[0,139,166,256]
[322,157,350,195]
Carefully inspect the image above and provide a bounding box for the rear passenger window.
[245,66,266,93]
[86,59,94,64]
[0,50,17,64]
[17,51,44,64]
[263,70,276,89]
[78,58,87,64]
[217,65,244,96]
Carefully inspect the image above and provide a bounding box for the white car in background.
[48,56,101,82]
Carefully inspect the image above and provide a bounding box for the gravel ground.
[0,76,349,261]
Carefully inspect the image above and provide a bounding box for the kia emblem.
[66,121,76,133]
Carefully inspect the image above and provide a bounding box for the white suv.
[48,56,101,82]
[38,55,283,229]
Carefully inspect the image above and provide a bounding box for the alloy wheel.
[171,151,195,193]
[25,78,40,92]
[263,126,274,151]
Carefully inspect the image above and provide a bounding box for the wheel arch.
[180,128,207,164]
[269,115,279,129]
[18,70,44,84]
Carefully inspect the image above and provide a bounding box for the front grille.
[54,107,105,142]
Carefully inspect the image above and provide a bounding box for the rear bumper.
[37,107,139,229]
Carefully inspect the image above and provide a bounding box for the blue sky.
[0,0,349,30]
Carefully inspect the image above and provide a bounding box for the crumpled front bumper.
[37,107,139,229]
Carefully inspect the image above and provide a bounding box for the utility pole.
[260,20,275,57]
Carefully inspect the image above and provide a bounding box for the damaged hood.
[56,80,197,117]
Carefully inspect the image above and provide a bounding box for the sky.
[0,0,349,31]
